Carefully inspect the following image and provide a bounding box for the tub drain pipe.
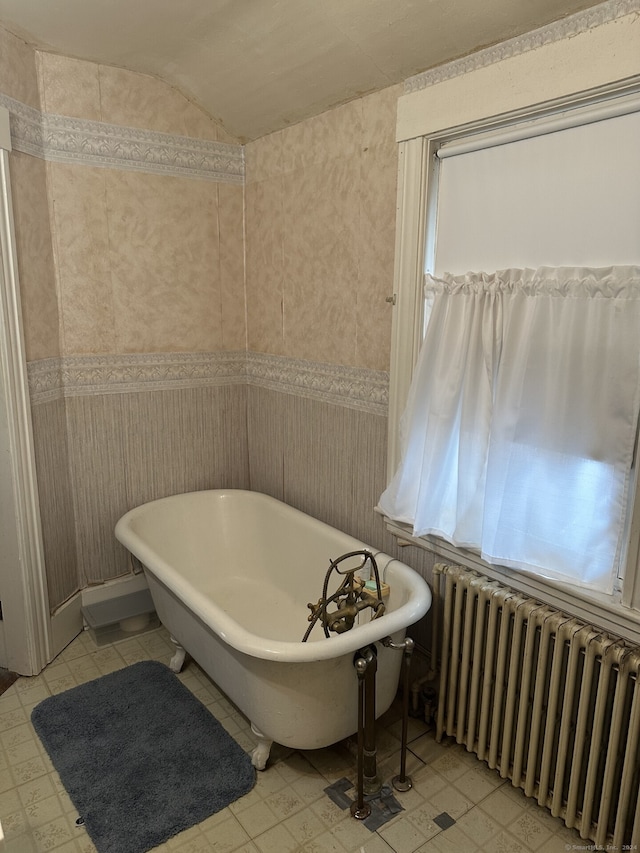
[351,656,372,820]
[351,644,381,819]
[382,635,415,791]
[410,564,442,716]
[361,645,381,795]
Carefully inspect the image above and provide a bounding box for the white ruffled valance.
[425,265,640,297]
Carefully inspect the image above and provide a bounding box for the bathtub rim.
[115,489,432,663]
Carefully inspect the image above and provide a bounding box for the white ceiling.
[0,0,606,141]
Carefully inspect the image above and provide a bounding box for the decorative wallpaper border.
[0,93,244,183]
[405,0,640,93]
[245,352,389,415]
[27,352,389,415]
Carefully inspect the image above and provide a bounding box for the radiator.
[435,563,640,848]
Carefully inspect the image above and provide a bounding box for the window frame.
[385,77,640,642]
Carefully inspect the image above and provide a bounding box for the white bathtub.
[115,489,431,768]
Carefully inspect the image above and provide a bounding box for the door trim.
[0,107,51,674]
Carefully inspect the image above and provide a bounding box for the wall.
[36,53,245,358]
[244,86,399,370]
[242,85,420,564]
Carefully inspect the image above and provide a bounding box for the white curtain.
[378,266,640,593]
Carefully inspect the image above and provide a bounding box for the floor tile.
[234,799,281,838]
[451,763,503,803]
[417,823,481,852]
[253,821,299,852]
[403,802,442,842]
[283,804,327,845]
[201,813,252,851]
[507,809,555,850]
[378,811,432,853]
[455,805,501,847]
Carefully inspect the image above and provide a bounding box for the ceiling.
[0,0,606,141]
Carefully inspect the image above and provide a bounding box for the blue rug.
[32,660,255,853]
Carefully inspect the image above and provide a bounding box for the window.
[432,106,640,274]
[383,79,640,637]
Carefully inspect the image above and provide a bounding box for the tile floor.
[0,625,592,853]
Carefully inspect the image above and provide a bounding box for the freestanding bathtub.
[115,490,431,768]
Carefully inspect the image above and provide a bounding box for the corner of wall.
[0,22,41,111]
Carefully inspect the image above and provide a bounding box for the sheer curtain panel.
[378,266,640,593]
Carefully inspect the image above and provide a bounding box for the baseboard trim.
[49,593,83,661]
[81,573,149,607]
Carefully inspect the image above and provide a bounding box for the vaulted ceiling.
[0,0,607,141]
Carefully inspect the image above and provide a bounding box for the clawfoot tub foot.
[169,636,186,672]
[250,723,273,770]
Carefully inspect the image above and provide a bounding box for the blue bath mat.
[31,660,255,853]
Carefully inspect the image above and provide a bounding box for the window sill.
[384,517,640,646]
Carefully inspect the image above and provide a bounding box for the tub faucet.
[302,550,385,642]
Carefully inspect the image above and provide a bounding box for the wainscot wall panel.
[247,385,286,501]
[283,394,384,540]
[65,393,130,587]
[121,385,249,511]
[65,384,249,587]
[30,398,78,610]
